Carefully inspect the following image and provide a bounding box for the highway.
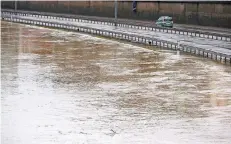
[6,13,231,57]
[3,8,231,36]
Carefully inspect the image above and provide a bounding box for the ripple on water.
[1,20,231,144]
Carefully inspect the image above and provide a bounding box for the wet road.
[7,13,231,56]
[3,8,231,35]
[1,21,231,144]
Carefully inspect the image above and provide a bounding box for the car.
[155,16,173,28]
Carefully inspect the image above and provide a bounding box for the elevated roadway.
[2,9,231,40]
[3,12,231,57]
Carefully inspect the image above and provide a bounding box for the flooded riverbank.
[1,21,231,144]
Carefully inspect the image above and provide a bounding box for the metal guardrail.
[2,13,231,65]
[2,9,231,42]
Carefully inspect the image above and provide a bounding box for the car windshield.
[158,17,163,21]
[165,17,172,21]
[158,17,172,22]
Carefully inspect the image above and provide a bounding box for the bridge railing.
[2,9,231,42]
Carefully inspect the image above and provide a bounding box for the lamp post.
[114,0,118,26]
[14,0,17,12]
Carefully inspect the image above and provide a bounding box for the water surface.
[1,21,231,144]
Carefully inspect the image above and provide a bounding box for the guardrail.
[2,13,231,65]
[2,9,231,42]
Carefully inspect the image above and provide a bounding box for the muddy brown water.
[1,21,231,144]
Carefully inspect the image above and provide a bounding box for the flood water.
[1,21,231,144]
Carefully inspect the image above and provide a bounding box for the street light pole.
[114,0,118,26]
[14,0,17,12]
